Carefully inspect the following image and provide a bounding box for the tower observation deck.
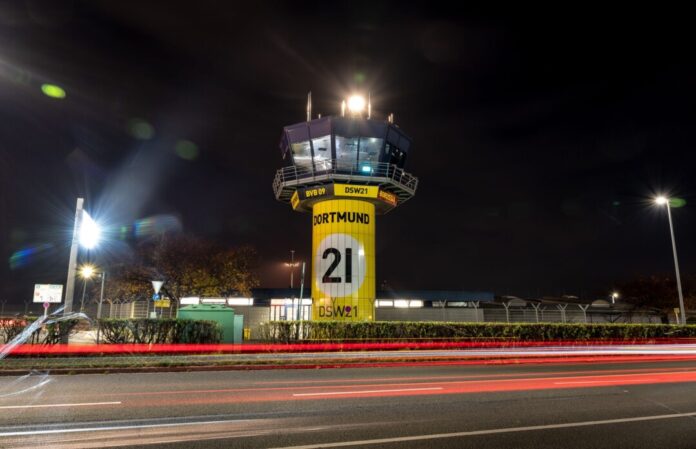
[273,95,418,321]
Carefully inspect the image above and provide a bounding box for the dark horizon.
[2,3,696,306]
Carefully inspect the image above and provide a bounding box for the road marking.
[554,379,657,385]
[0,401,121,410]
[0,418,253,437]
[267,411,696,449]
[292,387,443,397]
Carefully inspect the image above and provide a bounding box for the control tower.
[273,94,418,321]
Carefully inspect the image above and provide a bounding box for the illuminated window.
[335,136,358,170]
[358,137,382,166]
[291,141,312,169]
[312,135,331,170]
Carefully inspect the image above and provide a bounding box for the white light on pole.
[64,199,102,317]
[79,211,101,249]
[347,95,366,115]
[655,195,686,324]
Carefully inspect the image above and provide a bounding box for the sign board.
[154,299,171,308]
[377,189,398,207]
[291,191,300,209]
[334,184,379,199]
[33,284,63,303]
[152,280,164,294]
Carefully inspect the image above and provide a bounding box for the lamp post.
[64,198,101,316]
[655,196,686,324]
[285,250,300,289]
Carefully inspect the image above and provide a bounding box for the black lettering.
[337,212,346,222]
[322,248,342,283]
[330,212,336,222]
[345,248,352,281]
[322,213,328,223]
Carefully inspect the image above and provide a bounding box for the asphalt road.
[2,359,696,448]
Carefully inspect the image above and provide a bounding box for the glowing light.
[175,140,199,160]
[655,196,668,205]
[347,95,366,114]
[127,118,155,140]
[41,83,66,99]
[79,264,96,279]
[361,165,372,173]
[79,211,101,249]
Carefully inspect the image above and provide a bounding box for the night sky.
[1,2,695,306]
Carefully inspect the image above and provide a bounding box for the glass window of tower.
[358,137,382,165]
[312,135,331,171]
[291,141,313,169]
[335,136,358,170]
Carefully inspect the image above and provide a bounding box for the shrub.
[259,321,696,343]
[0,318,80,345]
[98,319,222,344]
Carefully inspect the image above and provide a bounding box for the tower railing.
[273,161,418,199]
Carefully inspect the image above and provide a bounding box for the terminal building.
[179,288,495,339]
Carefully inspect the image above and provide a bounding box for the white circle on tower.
[316,233,366,297]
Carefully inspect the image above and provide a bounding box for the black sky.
[1,2,695,305]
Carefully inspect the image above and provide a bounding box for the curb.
[2,354,696,376]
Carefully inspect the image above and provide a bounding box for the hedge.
[0,318,80,345]
[259,321,696,343]
[98,319,222,344]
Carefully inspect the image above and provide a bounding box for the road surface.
[2,358,696,448]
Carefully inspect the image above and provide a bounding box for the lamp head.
[79,210,101,249]
[79,264,96,279]
[655,196,669,206]
[346,95,366,115]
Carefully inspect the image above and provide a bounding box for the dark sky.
[1,2,695,304]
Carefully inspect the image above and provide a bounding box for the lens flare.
[126,118,155,140]
[41,83,66,99]
[8,244,53,270]
[175,140,199,160]
[134,214,182,238]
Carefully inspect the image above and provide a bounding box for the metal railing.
[273,161,418,198]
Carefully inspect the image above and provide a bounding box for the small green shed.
[178,304,235,343]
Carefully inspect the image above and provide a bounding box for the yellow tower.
[273,95,418,321]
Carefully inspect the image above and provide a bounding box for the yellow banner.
[154,299,171,308]
[334,184,379,199]
[291,191,300,209]
[312,199,375,321]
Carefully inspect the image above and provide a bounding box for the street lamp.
[78,264,96,313]
[64,198,102,316]
[285,250,300,289]
[77,264,107,342]
[655,195,686,324]
[610,292,619,305]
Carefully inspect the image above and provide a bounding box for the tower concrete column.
[311,199,375,321]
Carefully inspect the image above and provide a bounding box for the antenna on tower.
[367,93,372,119]
[306,91,312,122]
